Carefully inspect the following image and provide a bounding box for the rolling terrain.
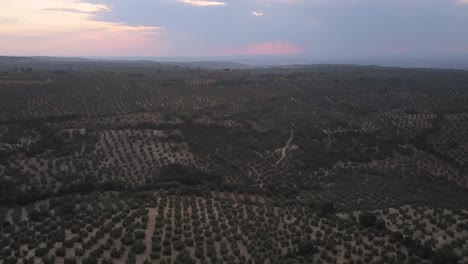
[0,59,467,264]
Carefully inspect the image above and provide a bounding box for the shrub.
[432,245,459,264]
[110,248,121,259]
[121,233,134,246]
[4,256,18,264]
[150,251,160,260]
[101,258,113,264]
[163,246,172,256]
[55,247,66,257]
[35,246,49,257]
[41,255,56,264]
[297,240,318,256]
[64,257,77,264]
[375,219,387,230]
[126,252,136,264]
[319,201,335,217]
[175,250,196,264]
[359,212,377,228]
[64,238,75,248]
[135,231,146,240]
[82,256,98,264]
[158,164,221,186]
[22,257,34,264]
[132,241,146,254]
[75,247,85,257]
[1,248,12,258]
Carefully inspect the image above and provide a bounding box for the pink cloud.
[0,0,169,56]
[217,41,304,56]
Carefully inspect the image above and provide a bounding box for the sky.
[0,0,468,59]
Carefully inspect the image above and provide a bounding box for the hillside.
[0,62,467,264]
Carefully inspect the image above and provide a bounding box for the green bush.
[110,248,121,259]
[41,255,56,264]
[297,240,318,256]
[35,246,49,257]
[432,245,459,264]
[3,256,18,264]
[318,201,335,217]
[375,219,387,230]
[82,256,98,264]
[132,241,146,254]
[64,257,77,264]
[359,212,377,228]
[55,247,66,257]
[163,246,172,256]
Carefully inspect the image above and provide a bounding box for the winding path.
[275,129,294,167]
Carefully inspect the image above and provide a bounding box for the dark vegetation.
[0,60,467,263]
[158,164,222,186]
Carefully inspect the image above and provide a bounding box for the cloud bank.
[0,0,467,57]
[0,0,164,56]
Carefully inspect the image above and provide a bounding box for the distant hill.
[1,55,467,71]
[159,61,250,70]
[0,56,250,71]
[236,57,468,70]
[335,58,468,71]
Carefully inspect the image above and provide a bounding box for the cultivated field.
[1,61,467,263]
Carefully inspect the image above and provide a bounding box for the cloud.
[1,0,465,57]
[253,0,468,7]
[0,16,18,24]
[218,41,303,56]
[41,7,108,14]
[0,0,161,34]
[252,11,264,16]
[0,0,164,56]
[178,0,227,6]
[42,2,110,13]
